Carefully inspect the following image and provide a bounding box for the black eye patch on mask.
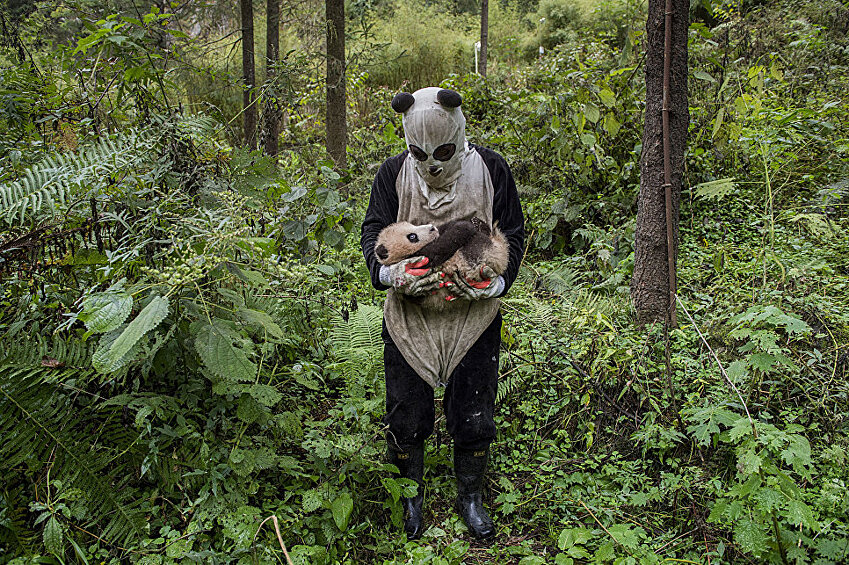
[409,145,428,161]
[409,143,456,162]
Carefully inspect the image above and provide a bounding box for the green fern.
[328,305,384,384]
[0,364,146,549]
[0,131,154,224]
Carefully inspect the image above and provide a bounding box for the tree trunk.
[480,0,488,77]
[630,0,688,325]
[241,0,257,149]
[263,0,280,156]
[325,0,346,169]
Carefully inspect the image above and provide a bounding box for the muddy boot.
[454,447,495,540]
[388,444,425,539]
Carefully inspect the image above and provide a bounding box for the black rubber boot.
[388,444,425,540]
[454,447,495,540]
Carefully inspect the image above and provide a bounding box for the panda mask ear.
[436,89,462,108]
[391,92,415,113]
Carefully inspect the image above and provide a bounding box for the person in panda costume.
[361,87,524,540]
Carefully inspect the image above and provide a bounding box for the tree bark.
[241,0,257,149]
[480,0,488,77]
[325,0,347,169]
[630,0,688,325]
[263,0,280,156]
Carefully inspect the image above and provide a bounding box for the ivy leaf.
[195,319,256,382]
[80,290,132,333]
[43,516,63,555]
[331,492,353,531]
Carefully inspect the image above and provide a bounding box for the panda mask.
[392,87,468,191]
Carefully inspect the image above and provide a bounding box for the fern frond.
[0,363,146,547]
[0,131,155,225]
[328,305,383,384]
[538,265,583,296]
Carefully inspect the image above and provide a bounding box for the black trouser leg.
[383,322,435,451]
[444,311,501,451]
[383,322,432,540]
[445,312,501,540]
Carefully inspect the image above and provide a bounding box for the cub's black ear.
[436,89,462,108]
[375,244,389,261]
[391,92,415,113]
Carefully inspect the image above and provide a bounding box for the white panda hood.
[392,87,469,195]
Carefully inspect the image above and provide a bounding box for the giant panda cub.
[375,217,509,310]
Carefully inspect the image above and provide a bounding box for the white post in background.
[474,41,481,74]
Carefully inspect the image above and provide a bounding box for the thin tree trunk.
[263,0,280,156]
[241,0,257,149]
[325,0,346,169]
[480,0,488,77]
[630,0,688,325]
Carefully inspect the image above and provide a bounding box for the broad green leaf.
[331,492,353,531]
[712,107,725,139]
[302,489,323,513]
[108,296,167,361]
[736,448,762,475]
[195,320,256,382]
[693,177,736,200]
[603,112,621,137]
[598,88,616,108]
[43,516,63,555]
[694,69,717,82]
[92,324,146,373]
[226,264,269,288]
[734,518,768,556]
[93,296,168,373]
[558,527,594,550]
[238,308,283,338]
[249,383,282,407]
[80,290,132,333]
[583,102,600,124]
[382,477,401,503]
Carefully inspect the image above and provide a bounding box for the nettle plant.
[726,304,812,398]
[684,304,848,563]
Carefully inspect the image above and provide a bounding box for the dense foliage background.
[1,0,848,563]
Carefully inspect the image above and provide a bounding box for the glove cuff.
[491,276,506,298]
[379,265,392,287]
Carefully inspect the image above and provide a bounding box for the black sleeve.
[478,146,525,297]
[361,152,406,290]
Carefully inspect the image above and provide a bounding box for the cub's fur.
[376,218,509,309]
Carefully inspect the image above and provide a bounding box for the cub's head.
[375,222,439,265]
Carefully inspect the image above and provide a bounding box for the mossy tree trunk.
[325,0,346,169]
[263,0,280,156]
[241,0,257,149]
[631,0,688,325]
[480,0,488,77]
